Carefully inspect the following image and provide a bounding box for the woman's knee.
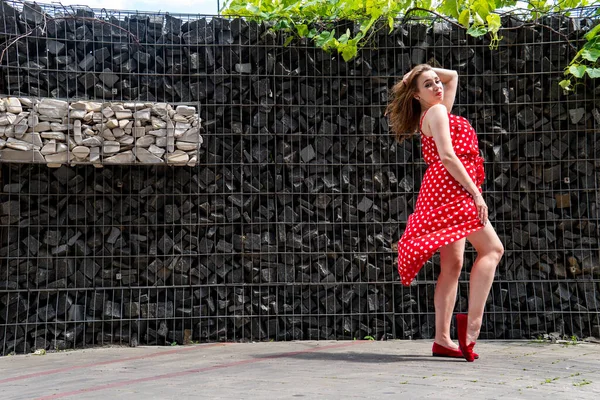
[487,242,504,264]
[440,255,463,278]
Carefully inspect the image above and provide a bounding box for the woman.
[386,65,504,362]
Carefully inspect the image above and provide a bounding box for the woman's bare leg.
[465,223,504,344]
[434,238,465,348]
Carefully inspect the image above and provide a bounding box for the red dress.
[397,112,485,286]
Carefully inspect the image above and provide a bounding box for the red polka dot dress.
[397,112,485,286]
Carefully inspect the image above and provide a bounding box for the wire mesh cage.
[0,0,599,354]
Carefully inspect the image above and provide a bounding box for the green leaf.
[586,68,600,78]
[486,14,501,34]
[569,64,587,78]
[284,36,294,47]
[296,24,308,37]
[245,3,260,13]
[584,22,600,41]
[388,16,394,32]
[458,9,471,28]
[581,48,600,62]
[467,25,488,37]
[558,79,572,90]
[339,42,358,62]
[439,0,460,19]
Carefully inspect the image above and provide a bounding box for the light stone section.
[0,98,203,166]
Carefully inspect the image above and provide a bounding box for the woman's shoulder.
[425,104,450,119]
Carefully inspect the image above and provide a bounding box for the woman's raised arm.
[431,68,458,112]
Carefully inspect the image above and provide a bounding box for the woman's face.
[414,70,443,107]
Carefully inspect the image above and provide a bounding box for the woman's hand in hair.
[402,71,411,86]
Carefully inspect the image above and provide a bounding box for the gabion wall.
[0,1,599,355]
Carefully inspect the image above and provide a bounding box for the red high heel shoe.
[432,342,479,359]
[456,314,477,362]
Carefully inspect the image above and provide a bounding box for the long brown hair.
[386,64,432,142]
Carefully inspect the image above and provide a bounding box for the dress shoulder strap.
[419,108,430,133]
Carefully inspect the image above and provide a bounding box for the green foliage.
[560,20,600,91]
[222,0,599,87]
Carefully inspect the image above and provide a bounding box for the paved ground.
[0,340,599,399]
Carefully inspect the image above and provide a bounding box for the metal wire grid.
[0,2,599,354]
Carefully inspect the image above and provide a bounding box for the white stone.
[115,111,133,120]
[101,129,115,140]
[0,138,5,148]
[40,141,57,155]
[19,98,33,108]
[50,123,70,131]
[83,111,94,123]
[91,112,103,123]
[6,138,37,151]
[187,154,197,167]
[87,102,102,112]
[82,137,103,147]
[112,128,125,138]
[71,101,88,110]
[132,127,146,137]
[148,129,166,137]
[175,105,196,116]
[21,133,43,148]
[0,114,17,126]
[27,113,39,127]
[67,137,77,150]
[12,112,27,125]
[135,135,154,148]
[89,147,100,163]
[148,144,165,158]
[105,119,119,129]
[135,147,164,164]
[37,99,68,118]
[0,125,14,136]
[133,109,151,122]
[13,124,28,136]
[45,152,69,164]
[104,151,135,164]
[175,122,190,137]
[172,114,188,122]
[56,143,68,153]
[166,150,189,164]
[155,137,167,147]
[4,97,22,113]
[151,118,167,129]
[175,141,198,151]
[152,103,169,117]
[102,108,115,118]
[118,135,134,145]
[119,119,130,129]
[72,146,90,159]
[73,120,83,144]
[69,109,87,119]
[1,149,45,163]
[179,127,203,144]
[103,141,120,154]
[124,102,147,110]
[41,132,66,140]
[33,121,51,131]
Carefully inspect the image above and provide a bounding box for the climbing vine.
[222,0,599,89]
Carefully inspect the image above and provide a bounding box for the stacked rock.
[0,97,203,166]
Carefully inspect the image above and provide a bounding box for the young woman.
[386,64,504,362]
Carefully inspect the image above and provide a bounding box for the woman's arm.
[425,104,488,224]
[431,68,458,112]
